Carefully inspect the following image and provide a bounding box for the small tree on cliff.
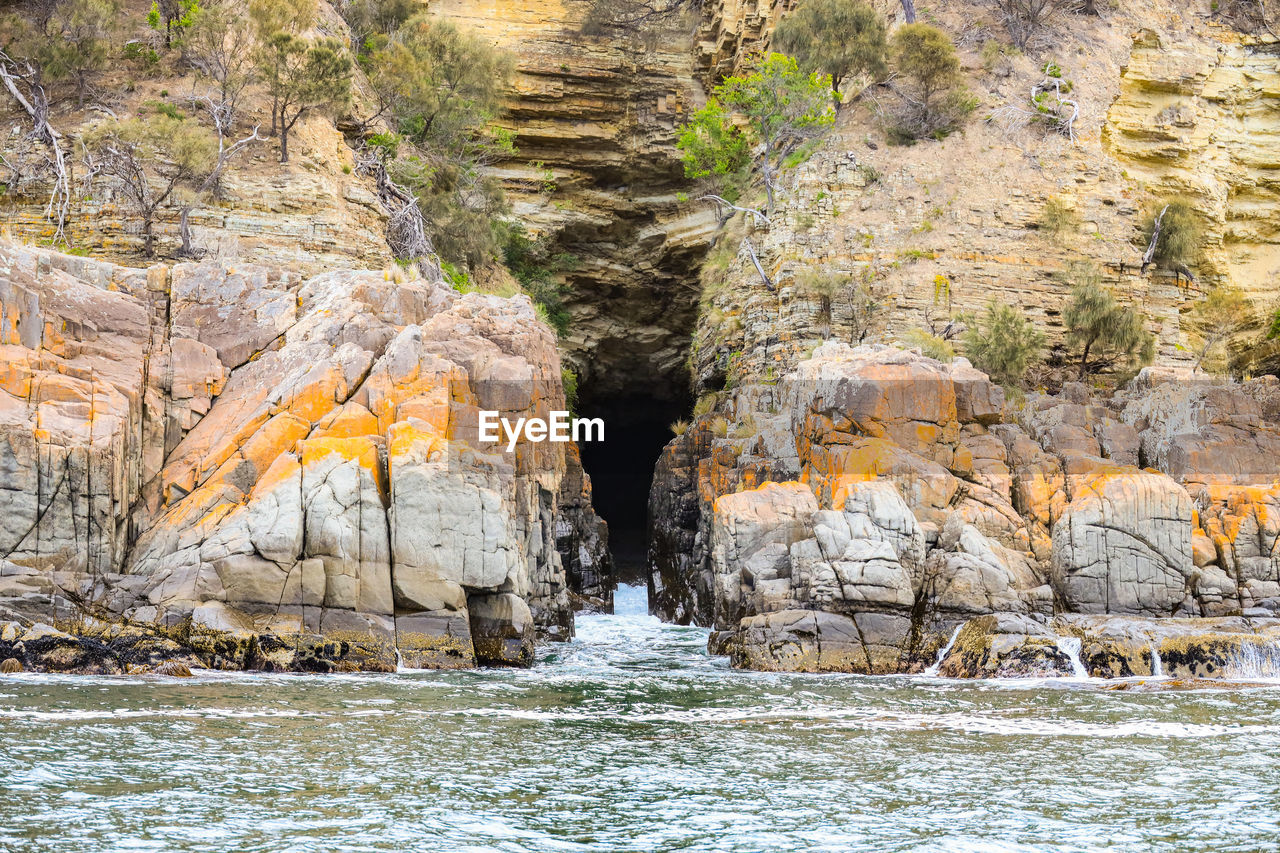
[27,0,118,107]
[1061,263,1155,380]
[249,0,316,137]
[678,53,835,212]
[259,35,352,163]
[339,0,416,53]
[887,23,974,141]
[773,0,887,101]
[148,0,198,49]
[83,115,217,257]
[182,0,257,134]
[1140,197,1202,281]
[962,301,1045,386]
[368,15,514,266]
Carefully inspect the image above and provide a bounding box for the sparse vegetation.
[502,225,577,337]
[797,268,887,344]
[561,367,579,414]
[82,115,217,257]
[1060,263,1155,380]
[1041,195,1079,237]
[1140,198,1202,279]
[773,0,887,100]
[1212,0,1278,34]
[904,328,955,362]
[3,0,119,108]
[994,0,1085,51]
[1186,286,1251,373]
[182,0,257,134]
[581,0,698,40]
[886,24,975,142]
[369,15,515,267]
[961,302,1045,386]
[339,0,415,53]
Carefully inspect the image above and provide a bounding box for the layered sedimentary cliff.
[427,0,720,402]
[688,1,1280,392]
[0,239,609,673]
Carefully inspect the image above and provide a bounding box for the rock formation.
[651,343,1280,677]
[0,239,609,672]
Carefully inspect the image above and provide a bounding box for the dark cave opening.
[577,391,689,586]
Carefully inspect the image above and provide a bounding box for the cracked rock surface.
[0,241,611,672]
[651,344,1280,675]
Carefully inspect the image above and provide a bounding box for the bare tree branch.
[696,195,770,227]
[0,49,71,243]
[356,146,442,281]
[1141,204,1168,273]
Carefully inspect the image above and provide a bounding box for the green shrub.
[1060,263,1155,379]
[369,15,515,267]
[502,225,576,337]
[340,0,415,53]
[1041,195,1079,237]
[887,24,975,142]
[1141,198,1202,274]
[903,328,955,362]
[678,52,835,209]
[961,302,1044,386]
[561,367,579,414]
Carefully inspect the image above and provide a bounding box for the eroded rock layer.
[0,240,611,672]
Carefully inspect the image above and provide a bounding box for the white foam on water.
[1224,639,1280,681]
[0,707,316,721]
[923,625,963,677]
[1055,636,1089,679]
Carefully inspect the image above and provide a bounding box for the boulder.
[468,593,535,667]
[730,609,909,674]
[1051,469,1194,615]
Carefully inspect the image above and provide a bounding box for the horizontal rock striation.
[0,240,610,672]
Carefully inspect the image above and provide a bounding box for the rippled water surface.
[3,585,1280,852]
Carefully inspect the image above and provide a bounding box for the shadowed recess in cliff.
[578,390,690,584]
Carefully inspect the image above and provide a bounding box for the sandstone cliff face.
[1105,26,1280,310]
[427,0,720,402]
[0,239,606,672]
[641,0,1280,677]
[686,1,1280,394]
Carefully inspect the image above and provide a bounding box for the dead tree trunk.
[0,50,71,243]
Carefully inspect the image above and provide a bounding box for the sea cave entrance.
[577,390,690,587]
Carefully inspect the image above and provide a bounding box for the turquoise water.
[2,585,1279,852]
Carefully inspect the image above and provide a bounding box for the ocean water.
[2,585,1279,852]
